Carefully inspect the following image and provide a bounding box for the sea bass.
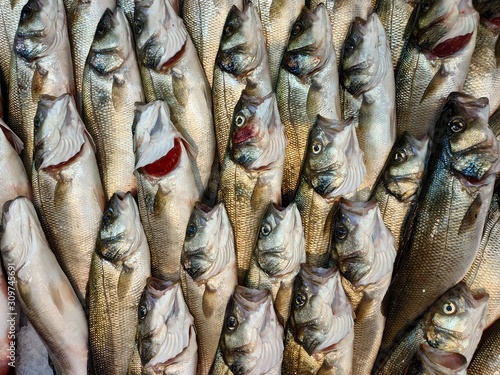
[31,93,105,306]
[180,202,237,375]
[467,318,500,374]
[89,192,151,375]
[395,0,479,138]
[218,91,286,283]
[134,0,215,193]
[246,202,306,325]
[342,13,396,201]
[138,278,198,375]
[83,6,144,200]
[295,115,365,268]
[277,4,341,205]
[405,343,467,375]
[1,197,88,375]
[134,100,201,281]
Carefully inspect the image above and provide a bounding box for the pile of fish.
[0,0,499,373]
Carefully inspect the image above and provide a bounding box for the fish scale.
[468,319,500,374]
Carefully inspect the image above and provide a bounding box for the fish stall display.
[0,0,500,374]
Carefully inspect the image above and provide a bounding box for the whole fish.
[62,0,114,114]
[83,6,144,200]
[9,0,75,175]
[211,286,284,374]
[467,318,500,374]
[463,0,500,114]
[295,115,365,268]
[138,278,197,375]
[252,0,304,87]
[180,202,238,375]
[370,133,430,249]
[31,93,105,306]
[212,1,272,164]
[277,4,341,205]
[342,13,396,201]
[1,197,88,375]
[182,0,243,87]
[0,119,31,209]
[134,0,215,193]
[380,92,500,356]
[283,264,355,375]
[246,202,306,325]
[405,343,467,375]
[375,283,488,375]
[133,100,201,281]
[395,0,479,138]
[331,198,396,375]
[218,91,286,283]
[89,192,151,375]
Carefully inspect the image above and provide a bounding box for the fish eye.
[442,302,456,315]
[449,118,466,133]
[291,22,303,37]
[311,142,322,155]
[21,4,33,20]
[138,304,148,320]
[96,23,107,38]
[421,0,431,13]
[33,116,41,132]
[294,293,307,307]
[226,315,238,331]
[134,19,144,35]
[234,114,246,128]
[344,39,356,54]
[224,24,235,37]
[334,224,348,241]
[260,223,272,237]
[186,223,197,237]
[102,209,113,225]
[392,149,407,164]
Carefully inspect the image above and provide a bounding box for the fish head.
[425,283,488,356]
[304,116,365,198]
[416,0,479,58]
[341,13,391,96]
[230,92,286,171]
[256,202,305,278]
[383,133,430,202]
[14,0,60,61]
[216,2,264,77]
[290,264,354,355]
[473,0,500,27]
[281,4,331,78]
[88,7,132,75]
[134,0,188,71]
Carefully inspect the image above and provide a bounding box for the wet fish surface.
[467,318,500,374]
[404,342,467,375]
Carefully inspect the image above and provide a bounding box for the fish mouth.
[99,233,125,248]
[309,168,343,196]
[232,124,261,145]
[216,44,251,76]
[141,36,186,71]
[342,60,371,74]
[16,30,45,39]
[281,45,321,77]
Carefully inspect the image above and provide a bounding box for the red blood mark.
[431,33,473,58]
[490,17,500,27]
[160,43,186,71]
[464,175,482,185]
[43,145,84,171]
[142,138,182,177]
[233,125,258,144]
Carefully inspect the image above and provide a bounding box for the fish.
[133,100,201,281]
[370,133,430,249]
[218,91,286,283]
[62,0,114,114]
[182,0,243,87]
[89,191,151,375]
[8,0,75,176]
[212,1,272,164]
[375,283,488,375]
[294,115,365,268]
[246,202,306,325]
[0,119,31,209]
[138,278,198,375]
[341,13,396,201]
[463,0,500,114]
[31,93,105,306]
[395,0,480,138]
[467,318,500,374]
[405,343,467,375]
[331,198,396,375]
[83,6,144,200]
[283,264,355,375]
[277,4,342,205]
[117,0,133,24]
[252,0,304,87]
[1,196,88,375]
[133,0,215,193]
[379,92,500,357]
[211,286,284,374]
[492,108,500,139]
[180,202,238,375]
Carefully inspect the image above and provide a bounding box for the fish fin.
[202,282,217,318]
[420,64,449,104]
[0,119,23,153]
[458,195,483,235]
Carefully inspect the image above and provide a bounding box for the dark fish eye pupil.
[97,25,105,36]
[335,225,347,241]
[235,115,245,127]
[21,5,32,20]
[186,224,197,237]
[135,21,143,35]
[393,149,407,164]
[227,316,237,330]
[422,1,430,12]
[449,119,465,133]
[225,25,234,36]
[346,41,355,52]
[295,293,306,306]
[139,305,147,319]
[260,223,271,236]
[312,143,321,154]
[292,23,302,36]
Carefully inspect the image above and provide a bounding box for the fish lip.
[342,60,371,74]
[431,325,466,340]
[16,30,45,39]
[99,233,125,249]
[258,246,284,256]
[337,249,366,262]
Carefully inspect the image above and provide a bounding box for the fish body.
[277,4,341,204]
[180,202,238,375]
[468,318,500,374]
[405,343,467,375]
[89,192,151,375]
[1,196,88,375]
[138,278,197,375]
[31,93,105,306]
[295,115,365,267]
[83,6,144,200]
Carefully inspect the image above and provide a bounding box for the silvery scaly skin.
[1,197,88,375]
[405,343,467,375]
[138,278,197,375]
[180,202,238,375]
[467,318,500,374]
[31,93,105,307]
[277,4,342,205]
